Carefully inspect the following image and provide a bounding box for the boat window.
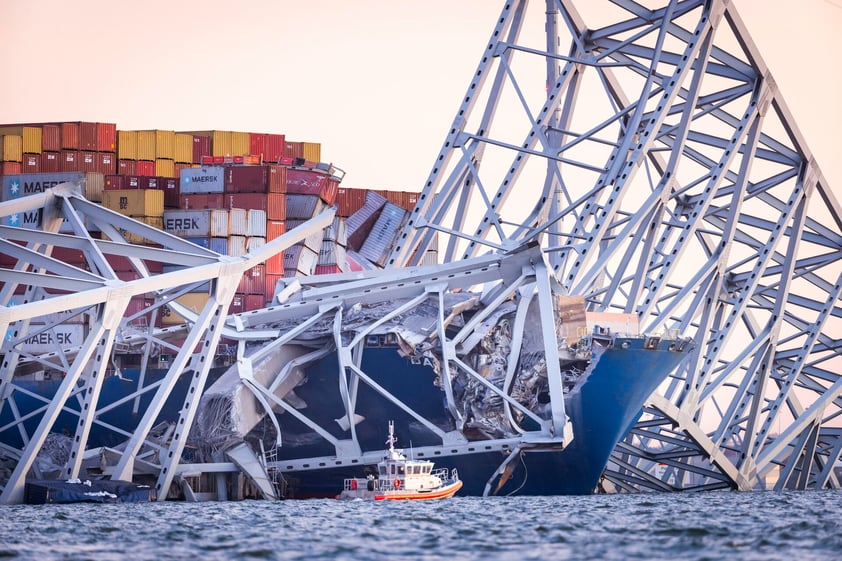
[413,466,421,475]
[390,465,396,475]
[379,465,387,475]
[398,465,405,475]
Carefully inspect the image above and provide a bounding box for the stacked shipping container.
[0,120,427,349]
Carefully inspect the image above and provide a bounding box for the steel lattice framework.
[388,0,841,491]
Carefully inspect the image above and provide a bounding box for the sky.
[0,0,839,195]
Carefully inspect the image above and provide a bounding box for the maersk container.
[318,240,347,267]
[284,243,319,276]
[180,165,225,194]
[2,172,85,201]
[247,209,267,237]
[163,209,229,238]
[358,202,407,267]
[18,323,87,355]
[228,208,248,236]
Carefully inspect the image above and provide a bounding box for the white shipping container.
[284,243,319,276]
[246,237,265,253]
[16,324,87,354]
[318,240,347,266]
[228,235,247,257]
[228,208,248,236]
[323,216,348,245]
[247,209,267,237]
[286,219,324,252]
[179,165,225,194]
[163,209,229,238]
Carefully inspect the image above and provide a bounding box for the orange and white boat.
[337,421,462,501]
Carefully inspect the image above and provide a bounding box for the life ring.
[394,478,401,489]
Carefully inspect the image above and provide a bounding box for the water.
[1,491,840,561]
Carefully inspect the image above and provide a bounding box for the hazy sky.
[1,0,839,194]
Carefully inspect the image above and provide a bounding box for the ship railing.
[432,467,459,483]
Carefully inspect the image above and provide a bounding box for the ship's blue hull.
[1,337,688,496]
[277,337,689,496]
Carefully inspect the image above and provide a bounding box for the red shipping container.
[265,253,284,275]
[22,153,40,173]
[265,133,285,162]
[286,169,337,205]
[180,193,225,209]
[137,176,159,190]
[264,273,283,300]
[136,160,155,176]
[61,122,79,149]
[315,264,343,275]
[60,150,78,171]
[79,151,98,172]
[200,155,215,165]
[249,133,266,160]
[245,294,264,311]
[192,135,210,164]
[158,177,180,208]
[267,165,287,193]
[118,159,137,175]
[1,162,22,174]
[237,264,265,294]
[41,151,60,173]
[96,122,117,152]
[97,152,116,175]
[228,293,245,315]
[266,219,286,241]
[283,141,304,158]
[79,122,97,150]
[105,175,125,190]
[224,165,268,193]
[42,124,61,152]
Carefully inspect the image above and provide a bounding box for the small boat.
[338,421,462,501]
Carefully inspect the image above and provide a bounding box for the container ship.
[0,121,693,500]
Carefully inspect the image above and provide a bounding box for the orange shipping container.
[96,123,117,152]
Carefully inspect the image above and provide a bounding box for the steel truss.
[0,184,334,503]
[389,0,841,491]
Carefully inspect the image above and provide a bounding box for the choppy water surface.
[1,490,840,560]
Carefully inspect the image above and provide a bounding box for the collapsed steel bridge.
[1,0,840,503]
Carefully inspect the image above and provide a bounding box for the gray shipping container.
[163,209,229,238]
[285,194,325,219]
[318,240,347,266]
[285,219,325,252]
[228,235,247,257]
[2,172,85,201]
[358,202,407,267]
[323,216,348,245]
[179,166,225,194]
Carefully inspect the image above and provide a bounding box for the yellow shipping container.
[302,142,321,162]
[117,130,138,160]
[162,292,210,326]
[0,126,41,154]
[136,130,156,161]
[212,130,233,157]
[116,216,164,245]
[155,158,175,178]
[174,133,193,164]
[231,131,250,157]
[0,135,22,162]
[102,189,164,218]
[154,130,175,160]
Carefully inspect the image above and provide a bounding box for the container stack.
[0,119,433,331]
